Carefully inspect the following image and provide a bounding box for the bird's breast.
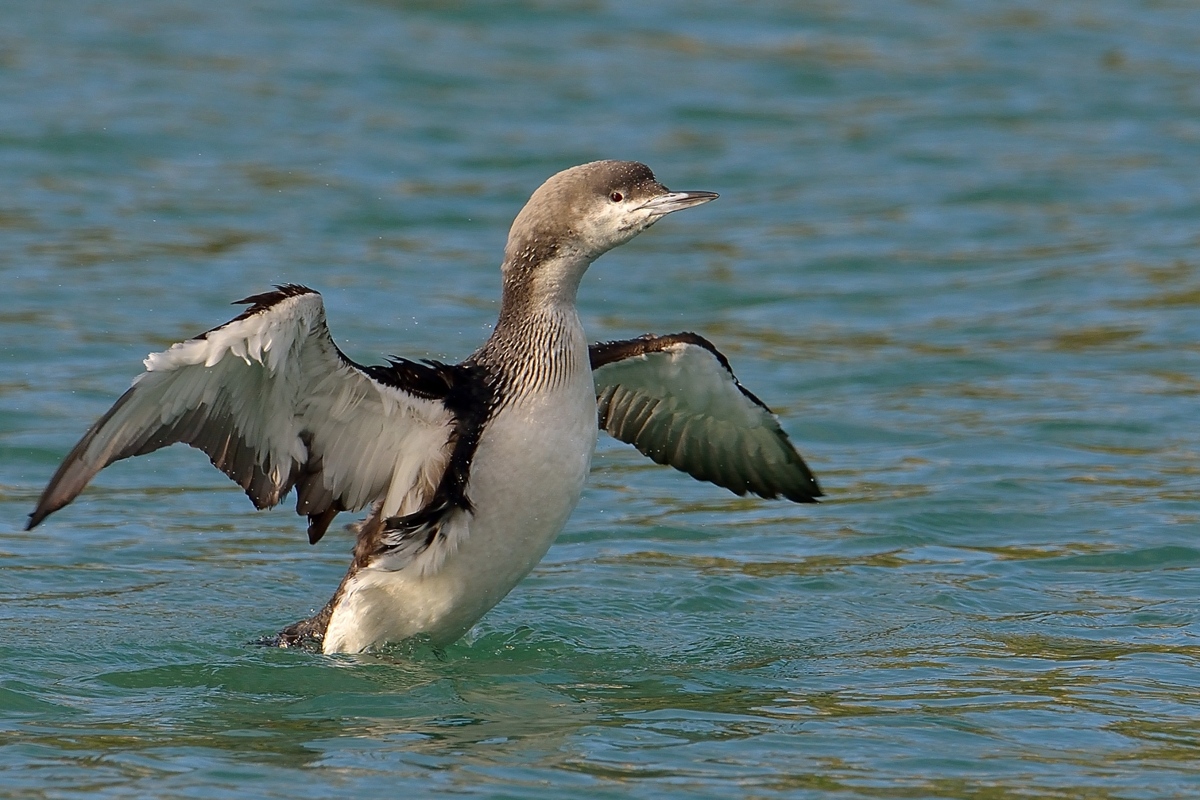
[322,357,598,653]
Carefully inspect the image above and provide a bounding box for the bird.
[26,160,822,654]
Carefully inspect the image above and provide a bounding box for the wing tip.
[26,489,75,529]
[232,283,318,308]
[26,461,96,531]
[782,488,823,504]
[748,478,823,505]
[779,469,824,504]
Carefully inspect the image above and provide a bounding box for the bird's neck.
[499,241,592,312]
[470,249,593,395]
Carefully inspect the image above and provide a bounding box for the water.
[3,0,1200,796]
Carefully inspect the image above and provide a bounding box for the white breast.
[322,324,598,653]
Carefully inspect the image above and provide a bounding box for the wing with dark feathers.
[590,333,822,503]
[27,285,456,541]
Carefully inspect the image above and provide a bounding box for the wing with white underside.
[590,333,822,502]
[27,285,455,541]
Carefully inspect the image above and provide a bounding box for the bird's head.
[503,160,718,279]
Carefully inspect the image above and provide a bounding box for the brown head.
[500,161,718,304]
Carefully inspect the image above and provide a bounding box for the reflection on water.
[6,622,1199,796]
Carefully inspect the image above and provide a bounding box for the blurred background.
[2,1,1199,797]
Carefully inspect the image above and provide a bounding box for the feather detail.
[590,333,822,502]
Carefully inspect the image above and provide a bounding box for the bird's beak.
[639,190,719,217]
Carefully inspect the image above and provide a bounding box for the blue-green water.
[3,1,1200,797]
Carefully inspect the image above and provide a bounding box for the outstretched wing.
[27,285,455,542]
[590,333,822,503]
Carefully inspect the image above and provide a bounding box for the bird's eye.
[610,191,624,203]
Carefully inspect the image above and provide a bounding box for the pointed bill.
[638,190,719,218]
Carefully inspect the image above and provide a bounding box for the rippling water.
[3,1,1200,797]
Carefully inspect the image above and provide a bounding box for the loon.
[26,160,822,654]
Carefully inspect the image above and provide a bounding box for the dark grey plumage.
[591,333,821,503]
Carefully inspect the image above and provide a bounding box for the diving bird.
[26,160,822,654]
